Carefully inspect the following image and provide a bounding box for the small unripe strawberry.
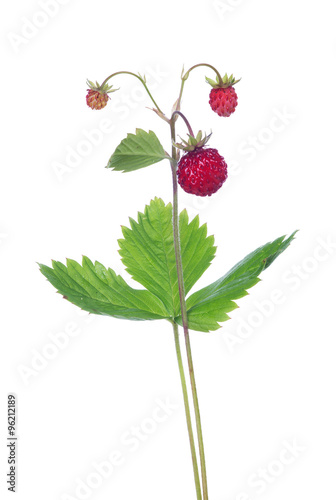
[177,147,228,197]
[85,79,117,110]
[86,89,109,110]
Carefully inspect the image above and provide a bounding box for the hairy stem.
[172,321,202,500]
[169,117,209,500]
[100,71,164,114]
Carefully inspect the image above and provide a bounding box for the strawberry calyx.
[86,79,118,95]
[205,73,241,89]
[173,130,212,152]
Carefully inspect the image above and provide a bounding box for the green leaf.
[179,209,216,295]
[175,232,297,332]
[40,196,296,333]
[38,257,170,321]
[107,129,167,172]
[118,198,216,317]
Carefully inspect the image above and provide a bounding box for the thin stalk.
[183,329,209,500]
[171,111,195,137]
[176,63,223,109]
[169,117,209,500]
[172,321,202,500]
[100,71,164,113]
[184,63,223,83]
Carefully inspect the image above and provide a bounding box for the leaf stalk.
[169,115,209,500]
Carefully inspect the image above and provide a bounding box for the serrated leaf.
[175,232,297,332]
[118,198,216,317]
[107,129,167,173]
[39,257,170,321]
[179,209,216,295]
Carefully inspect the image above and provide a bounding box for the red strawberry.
[177,147,228,197]
[209,86,238,117]
[86,89,110,110]
[206,73,240,117]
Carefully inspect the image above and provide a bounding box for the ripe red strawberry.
[209,86,238,117]
[177,147,228,197]
[206,73,240,117]
[86,89,110,110]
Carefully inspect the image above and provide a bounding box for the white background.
[1,0,336,499]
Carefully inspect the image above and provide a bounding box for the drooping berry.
[206,73,240,117]
[177,147,228,197]
[86,89,110,110]
[209,86,238,117]
[85,79,117,110]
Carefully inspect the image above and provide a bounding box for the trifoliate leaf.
[40,197,295,334]
[107,129,168,172]
[39,257,170,321]
[175,232,297,332]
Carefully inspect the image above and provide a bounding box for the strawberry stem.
[171,320,202,500]
[171,111,195,138]
[100,71,164,114]
[169,114,209,500]
[176,63,224,108]
[185,63,223,84]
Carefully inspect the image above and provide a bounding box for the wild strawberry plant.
[40,63,296,500]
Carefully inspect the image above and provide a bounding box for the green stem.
[172,321,202,500]
[100,71,164,114]
[183,329,209,500]
[177,63,223,108]
[169,117,209,500]
[185,63,223,83]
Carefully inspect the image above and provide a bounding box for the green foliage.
[175,232,297,332]
[118,198,215,317]
[179,208,216,295]
[38,257,169,321]
[107,129,168,172]
[40,198,296,332]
